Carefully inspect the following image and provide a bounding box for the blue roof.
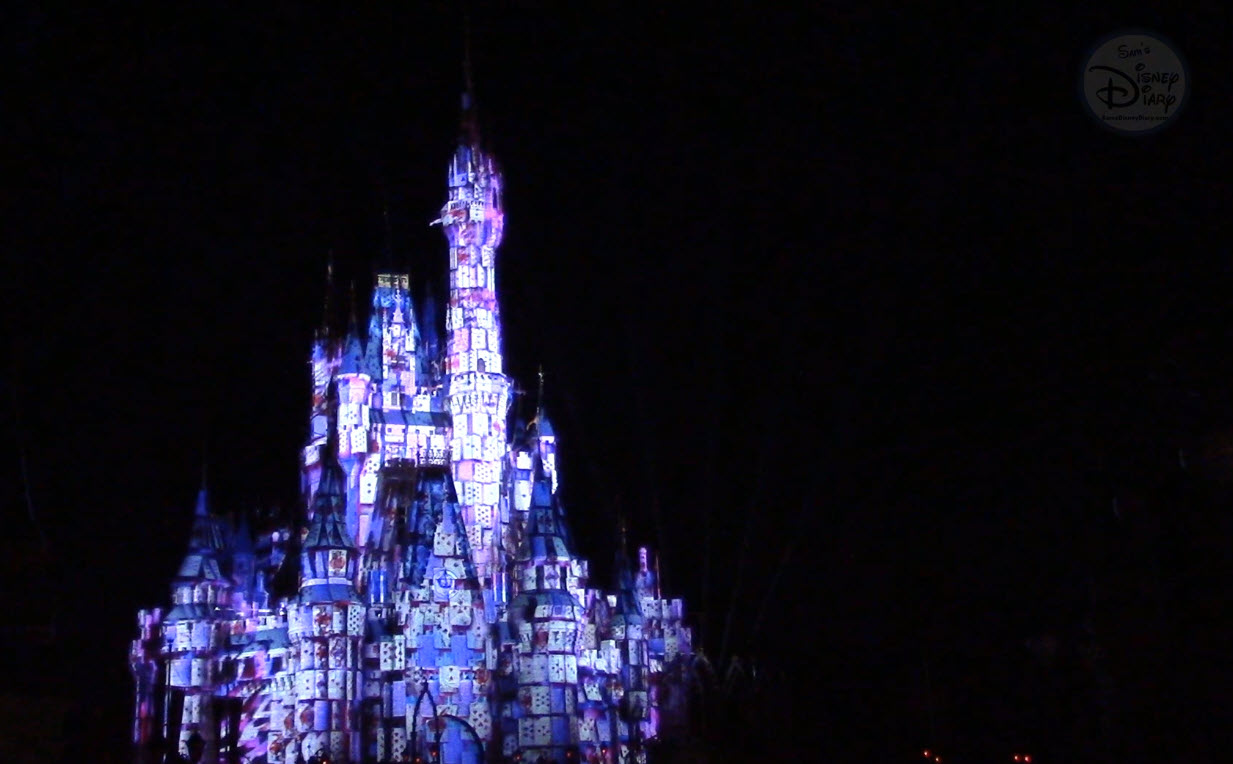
[229,514,254,556]
[507,589,584,632]
[612,549,643,623]
[510,590,581,612]
[304,459,350,549]
[176,554,223,581]
[417,287,441,378]
[339,312,364,375]
[257,627,290,649]
[399,468,478,587]
[175,484,228,583]
[511,418,528,446]
[372,409,451,428]
[517,456,572,563]
[529,407,555,438]
[164,603,216,622]
[299,583,358,602]
[362,307,383,380]
[187,488,223,549]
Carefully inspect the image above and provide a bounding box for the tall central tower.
[441,83,511,587]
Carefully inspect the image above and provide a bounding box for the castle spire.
[613,516,641,621]
[381,200,394,268]
[348,279,357,329]
[340,281,364,375]
[517,454,572,563]
[460,8,479,146]
[195,460,209,518]
[320,252,335,336]
[362,286,383,381]
[177,471,226,583]
[530,365,555,439]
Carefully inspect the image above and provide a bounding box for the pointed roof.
[511,417,529,448]
[518,455,572,563]
[459,11,480,148]
[304,454,351,550]
[508,457,583,625]
[448,15,503,195]
[528,366,555,438]
[267,529,301,600]
[229,512,254,557]
[299,436,359,602]
[418,284,442,379]
[320,252,335,335]
[368,461,418,553]
[532,411,555,438]
[381,201,395,269]
[612,517,642,622]
[339,282,365,375]
[420,284,440,347]
[362,298,383,381]
[175,476,226,582]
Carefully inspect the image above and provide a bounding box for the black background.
[5,2,1233,761]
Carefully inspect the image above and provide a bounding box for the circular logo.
[1080,30,1188,134]
[433,568,456,590]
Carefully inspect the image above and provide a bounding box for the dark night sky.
[5,2,1233,761]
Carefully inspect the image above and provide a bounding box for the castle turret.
[377,272,417,406]
[362,292,384,385]
[229,513,256,615]
[528,367,559,494]
[505,457,583,760]
[439,78,512,590]
[418,283,442,384]
[610,525,650,761]
[131,605,163,764]
[305,258,338,503]
[289,450,364,763]
[335,288,374,544]
[161,480,232,763]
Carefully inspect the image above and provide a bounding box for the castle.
[129,80,693,764]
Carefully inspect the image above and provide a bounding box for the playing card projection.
[129,84,695,764]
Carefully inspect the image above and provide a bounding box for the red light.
[923,752,930,758]
[1025,757,1031,763]
[1015,757,1021,762]
[936,758,942,763]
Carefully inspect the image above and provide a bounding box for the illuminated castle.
[128,78,694,764]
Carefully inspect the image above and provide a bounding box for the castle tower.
[335,291,374,543]
[440,75,512,587]
[376,272,418,408]
[229,513,256,615]
[357,464,417,763]
[289,451,365,763]
[505,457,583,760]
[610,528,650,762]
[161,481,231,762]
[528,367,559,494]
[304,258,338,504]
